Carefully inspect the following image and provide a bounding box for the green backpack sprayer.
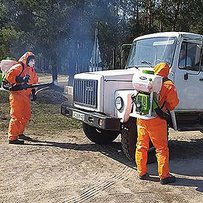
[130,69,162,119]
[129,69,171,123]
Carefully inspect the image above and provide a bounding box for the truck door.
[174,40,203,110]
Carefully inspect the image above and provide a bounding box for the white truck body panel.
[174,70,203,110]
[170,33,203,111]
[135,32,202,41]
[115,90,135,122]
[74,68,137,116]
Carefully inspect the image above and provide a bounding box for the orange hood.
[154,62,170,77]
[18,51,35,66]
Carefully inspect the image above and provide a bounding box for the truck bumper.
[61,104,121,131]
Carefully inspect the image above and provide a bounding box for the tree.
[1,0,203,81]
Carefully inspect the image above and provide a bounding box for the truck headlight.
[115,96,124,111]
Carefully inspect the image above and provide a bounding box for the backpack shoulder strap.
[163,77,172,84]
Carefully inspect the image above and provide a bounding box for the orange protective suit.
[135,63,179,179]
[5,52,38,141]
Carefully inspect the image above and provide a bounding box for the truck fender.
[121,93,133,123]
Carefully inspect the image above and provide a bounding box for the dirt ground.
[0,75,203,203]
[0,128,203,203]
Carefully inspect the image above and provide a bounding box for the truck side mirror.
[184,72,188,80]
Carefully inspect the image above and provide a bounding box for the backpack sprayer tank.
[0,59,54,92]
[130,69,162,119]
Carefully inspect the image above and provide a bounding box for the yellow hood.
[154,62,170,77]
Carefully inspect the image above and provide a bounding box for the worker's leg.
[149,119,170,179]
[135,125,150,176]
[8,94,24,141]
[19,97,31,134]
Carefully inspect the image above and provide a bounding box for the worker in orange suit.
[135,62,179,185]
[5,51,38,144]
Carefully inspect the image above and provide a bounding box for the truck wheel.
[83,123,119,144]
[121,117,137,161]
[121,117,156,163]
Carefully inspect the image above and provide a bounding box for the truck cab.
[123,32,203,130]
[61,32,203,160]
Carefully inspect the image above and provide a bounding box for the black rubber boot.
[18,134,32,141]
[160,175,176,185]
[138,173,150,180]
[9,139,24,145]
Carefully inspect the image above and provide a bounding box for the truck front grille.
[73,79,98,108]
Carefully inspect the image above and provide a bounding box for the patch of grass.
[0,91,9,103]
[0,90,81,135]
[31,103,81,135]
[0,91,10,131]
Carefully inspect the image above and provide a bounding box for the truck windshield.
[127,37,177,68]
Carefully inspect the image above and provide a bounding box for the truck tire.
[83,123,119,144]
[121,117,156,163]
[121,117,137,161]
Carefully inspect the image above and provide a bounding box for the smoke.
[58,0,119,79]
[59,2,95,79]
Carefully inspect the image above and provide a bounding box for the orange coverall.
[135,63,179,180]
[5,52,38,141]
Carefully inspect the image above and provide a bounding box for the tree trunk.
[50,54,58,84]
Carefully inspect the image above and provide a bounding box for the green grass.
[0,91,10,131]
[0,90,81,135]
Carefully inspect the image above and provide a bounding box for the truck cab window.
[127,37,176,68]
[179,42,201,71]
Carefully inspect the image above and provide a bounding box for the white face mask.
[28,59,35,67]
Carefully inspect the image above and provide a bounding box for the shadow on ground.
[25,137,136,168]
[25,137,203,173]
[169,138,203,160]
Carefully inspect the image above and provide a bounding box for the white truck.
[61,32,203,160]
